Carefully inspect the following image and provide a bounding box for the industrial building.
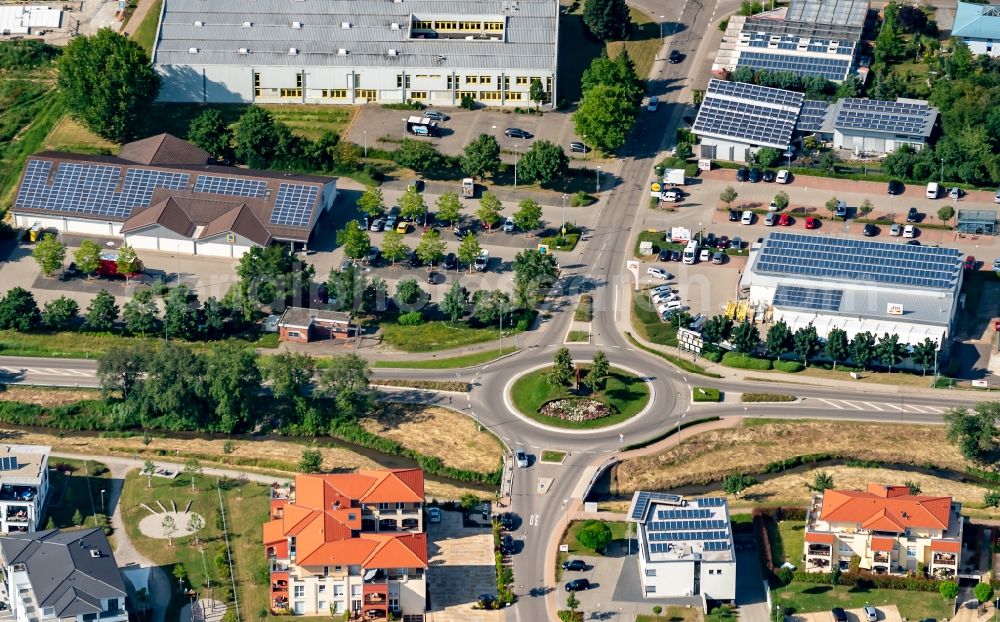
[713,0,868,82]
[152,0,559,108]
[952,2,1000,57]
[11,134,337,258]
[741,232,964,362]
[818,97,937,154]
[0,5,61,36]
[626,492,736,602]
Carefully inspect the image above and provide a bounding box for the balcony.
[806,557,831,570]
[270,570,289,607]
[932,553,957,565]
[807,545,831,557]
[0,486,36,502]
[873,552,890,564]
[377,519,399,532]
[364,593,386,606]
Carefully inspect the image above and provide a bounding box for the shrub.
[721,352,773,370]
[773,360,803,373]
[397,311,424,326]
[576,520,612,552]
[741,393,796,403]
[569,191,596,207]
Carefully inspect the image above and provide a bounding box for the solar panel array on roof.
[649,519,728,531]
[194,174,268,198]
[631,492,685,521]
[656,508,711,519]
[704,541,731,552]
[756,232,962,290]
[773,285,844,311]
[270,183,319,228]
[692,80,803,148]
[797,100,831,132]
[649,531,729,542]
[697,497,726,508]
[14,160,190,219]
[0,456,18,471]
[834,98,932,135]
[708,79,805,107]
[737,50,852,81]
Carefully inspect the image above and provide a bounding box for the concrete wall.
[700,561,737,601]
[962,37,1000,57]
[13,213,122,237]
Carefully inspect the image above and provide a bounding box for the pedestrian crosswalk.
[814,398,946,414]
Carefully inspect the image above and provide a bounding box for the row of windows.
[286,89,528,101]
[412,19,504,32]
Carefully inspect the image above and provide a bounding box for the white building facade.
[152,0,559,108]
[626,492,736,603]
[0,445,49,535]
[952,2,1000,57]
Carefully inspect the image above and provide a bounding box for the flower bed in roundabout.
[510,366,650,429]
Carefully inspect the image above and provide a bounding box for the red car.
[778,213,791,226]
[804,217,819,229]
[964,256,977,271]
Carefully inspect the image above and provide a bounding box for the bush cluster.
[721,352,773,370]
[741,393,796,402]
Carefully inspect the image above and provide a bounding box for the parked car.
[502,217,515,233]
[741,210,753,225]
[704,232,717,247]
[500,534,515,554]
[670,250,681,262]
[514,448,528,468]
[474,250,490,272]
[453,225,471,238]
[863,605,879,622]
[762,169,775,183]
[736,167,748,182]
[647,267,672,280]
[768,200,780,212]
[366,247,380,264]
[764,212,778,226]
[993,257,1000,271]
[395,221,409,234]
[426,271,439,284]
[385,215,398,230]
[699,248,710,262]
[887,180,904,195]
[658,249,671,262]
[964,255,977,270]
[444,252,457,270]
[564,579,590,592]
[369,218,385,232]
[717,235,730,249]
[834,200,847,219]
[804,217,819,229]
[778,213,791,226]
[712,251,724,264]
[863,223,878,236]
[890,223,902,236]
[651,284,676,295]
[408,251,421,267]
[728,209,740,221]
[731,236,742,250]
[668,50,683,63]
[906,240,921,245]
[646,96,659,112]
[423,110,449,121]
[569,141,589,153]
[428,507,442,523]
[776,169,790,184]
[949,187,964,200]
[995,188,1000,204]
[906,207,920,223]
[561,559,587,572]
[748,167,761,183]
[408,178,424,191]
[505,128,531,139]
[903,225,916,238]
[831,608,848,622]
[497,512,516,530]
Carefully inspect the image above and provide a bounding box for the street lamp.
[659,15,665,42]
[100,489,106,514]
[595,166,601,193]
[940,157,944,182]
[561,193,568,234]
[363,130,368,162]
[513,143,519,188]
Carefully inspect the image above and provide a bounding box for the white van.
[682,240,698,264]
[926,182,939,199]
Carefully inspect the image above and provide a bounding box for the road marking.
[528,514,539,527]
[880,403,904,412]
[861,402,886,412]
[838,401,866,410]
[818,399,844,409]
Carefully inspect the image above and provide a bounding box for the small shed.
[277,308,353,343]
[957,209,997,236]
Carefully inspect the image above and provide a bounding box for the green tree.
[299,449,323,473]
[513,249,559,308]
[517,140,569,186]
[97,345,149,399]
[911,338,937,375]
[549,347,575,387]
[317,354,374,420]
[326,263,369,314]
[206,345,260,433]
[457,234,483,273]
[399,185,427,223]
[719,186,738,208]
[584,351,610,391]
[944,402,998,465]
[381,230,410,266]
[566,592,580,616]
[461,133,501,180]
[772,191,790,211]
[573,84,638,153]
[136,344,209,430]
[72,509,84,527]
[512,199,543,233]
[581,50,644,106]
[56,29,159,142]
[233,106,286,169]
[824,327,849,370]
[576,520,613,552]
[163,285,199,340]
[722,473,757,497]
[393,139,445,173]
[122,288,159,336]
[583,0,631,41]
[471,290,511,324]
[875,332,904,372]
[755,147,780,168]
[939,581,959,600]
[477,192,504,230]
[84,290,119,331]
[849,331,876,370]
[115,243,141,278]
[336,220,371,261]
[984,490,1000,508]
[702,315,733,345]
[74,240,102,277]
[730,321,759,354]
[394,278,427,308]
[859,198,874,215]
[792,324,821,366]
[809,471,835,492]
[32,233,65,276]
[436,192,462,225]
[652,605,663,622]
[904,480,922,495]
[187,108,233,163]
[0,287,40,331]
[415,230,446,266]
[765,320,793,357]
[183,457,203,491]
[973,583,994,605]
[200,296,227,338]
[825,196,841,216]
[260,352,316,402]
[937,205,955,225]
[41,296,79,330]
[440,281,468,323]
[357,185,386,218]
[529,78,546,108]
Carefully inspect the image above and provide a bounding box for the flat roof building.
[152,0,559,108]
[952,2,1000,57]
[626,492,736,602]
[819,97,938,154]
[0,444,49,534]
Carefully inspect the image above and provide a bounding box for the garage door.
[68,219,116,236]
[197,242,251,258]
[158,238,195,254]
[15,214,63,231]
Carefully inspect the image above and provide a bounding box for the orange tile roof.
[805,532,835,544]
[819,483,951,532]
[870,537,895,552]
[930,540,961,553]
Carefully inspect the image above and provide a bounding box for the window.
[321,89,347,99]
[351,585,361,597]
[318,601,326,611]
[531,76,541,84]
[447,75,454,89]
[334,585,345,597]
[396,74,410,88]
[503,76,510,88]
[389,598,399,612]
[466,75,479,84]
[546,76,553,97]
[484,21,504,31]
[378,502,391,510]
[645,586,656,594]
[287,331,301,338]
[293,585,305,597]
[410,91,427,99]
[396,502,405,509]
[334,566,343,573]
[479,91,501,101]
[480,75,492,84]
[433,20,457,31]
[318,584,327,593]
[906,546,916,558]
[507,92,524,101]
[253,72,261,97]
[516,76,528,85]
[839,542,852,553]
[459,20,480,30]
[457,90,476,100]
[644,569,656,577]
[356,89,377,100]
[281,73,303,98]
[413,19,433,30]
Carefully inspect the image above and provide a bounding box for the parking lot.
[786,604,903,622]
[425,509,500,622]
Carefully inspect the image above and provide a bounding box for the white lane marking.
[818,399,844,409]
[838,401,866,410]
[879,403,904,412]
[861,402,886,412]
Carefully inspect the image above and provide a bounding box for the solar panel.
[833,98,932,135]
[697,497,726,508]
[797,100,830,132]
[270,183,319,228]
[0,456,18,471]
[756,232,962,290]
[194,174,268,198]
[736,50,852,81]
[693,80,803,148]
[773,285,844,311]
[631,492,653,520]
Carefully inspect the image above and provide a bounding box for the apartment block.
[0,445,49,534]
[264,469,427,620]
[803,483,963,579]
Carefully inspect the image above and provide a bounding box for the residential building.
[817,97,938,154]
[952,2,1000,57]
[803,483,963,578]
[0,444,49,534]
[264,470,427,619]
[626,492,736,602]
[741,232,963,363]
[11,134,338,257]
[713,0,869,82]
[277,308,354,343]
[152,0,559,108]
[0,528,129,622]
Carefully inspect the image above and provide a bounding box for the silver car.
[514,448,529,468]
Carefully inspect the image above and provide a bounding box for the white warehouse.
[152,0,559,107]
[626,492,736,603]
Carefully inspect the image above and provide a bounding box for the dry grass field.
[0,386,100,406]
[359,404,503,473]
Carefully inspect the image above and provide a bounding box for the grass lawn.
[540,450,567,463]
[45,457,112,529]
[566,330,590,343]
[562,520,631,555]
[692,387,721,402]
[510,366,650,429]
[380,320,511,353]
[371,346,517,368]
[141,103,355,145]
[119,469,271,622]
[0,75,63,207]
[606,8,663,79]
[623,331,717,377]
[43,115,117,154]
[775,583,953,619]
[0,329,278,359]
[767,518,804,567]
[131,0,163,55]
[635,607,700,622]
[631,292,678,346]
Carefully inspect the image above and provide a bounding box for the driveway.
[425,509,501,622]
[787,604,903,622]
[735,547,771,622]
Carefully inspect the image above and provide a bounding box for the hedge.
[742,393,796,403]
[721,352,773,370]
[773,360,804,373]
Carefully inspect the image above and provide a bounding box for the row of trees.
[729,67,860,101]
[459,133,570,185]
[548,348,610,391]
[354,186,543,233]
[574,50,644,153]
[32,236,140,279]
